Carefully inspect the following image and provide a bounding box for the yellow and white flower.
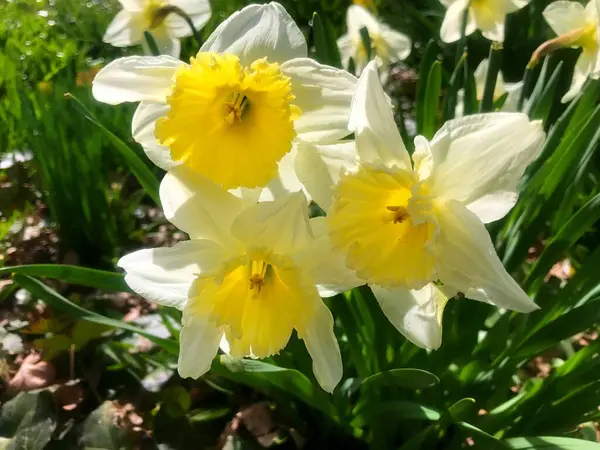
[118,166,360,392]
[543,0,600,102]
[325,59,545,349]
[456,58,523,116]
[93,3,357,191]
[103,0,212,57]
[440,0,530,43]
[337,4,411,75]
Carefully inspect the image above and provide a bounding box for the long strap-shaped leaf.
[12,274,178,355]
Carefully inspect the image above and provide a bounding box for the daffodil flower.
[103,0,212,57]
[325,59,545,349]
[440,0,530,43]
[456,58,523,116]
[543,0,600,102]
[118,166,360,391]
[93,2,357,191]
[337,5,411,75]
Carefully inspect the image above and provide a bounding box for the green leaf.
[457,422,504,448]
[361,368,440,390]
[443,51,467,121]
[66,93,160,205]
[448,398,476,422]
[80,401,129,449]
[352,401,441,427]
[0,264,130,292]
[527,62,563,122]
[359,26,372,62]
[0,391,56,450]
[503,436,600,449]
[421,60,442,139]
[12,274,178,355]
[515,297,600,358]
[312,12,342,68]
[416,40,438,133]
[213,356,338,420]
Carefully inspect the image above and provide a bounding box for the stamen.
[224,93,249,124]
[249,260,269,294]
[387,205,410,224]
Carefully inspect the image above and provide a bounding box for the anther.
[386,205,410,224]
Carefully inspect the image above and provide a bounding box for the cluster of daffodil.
[94,0,599,393]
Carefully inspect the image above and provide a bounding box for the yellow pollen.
[155,53,302,189]
[387,205,410,224]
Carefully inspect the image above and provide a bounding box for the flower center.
[155,53,302,189]
[573,23,599,53]
[144,0,168,29]
[188,251,317,359]
[328,165,438,288]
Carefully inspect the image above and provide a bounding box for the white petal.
[165,0,212,38]
[118,0,144,11]
[103,10,144,47]
[380,26,412,62]
[337,34,354,70]
[147,28,181,57]
[294,140,358,212]
[543,1,588,36]
[92,56,183,105]
[230,192,312,255]
[371,284,449,349]
[264,146,306,200]
[178,313,221,378]
[280,58,357,143]
[430,113,545,223]
[297,301,342,392]
[440,0,475,43]
[412,136,434,181]
[466,191,519,223]
[346,4,381,36]
[118,240,225,309]
[349,59,411,168]
[292,217,362,297]
[132,102,178,170]
[437,200,538,312]
[160,165,249,247]
[200,3,306,66]
[562,51,595,102]
[479,21,505,42]
[502,81,523,112]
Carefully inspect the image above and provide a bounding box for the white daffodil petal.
[502,81,523,112]
[265,146,307,200]
[281,58,357,143]
[148,28,181,57]
[480,21,505,43]
[160,165,248,246]
[562,51,596,102]
[346,4,380,36]
[380,26,412,62]
[118,240,225,309]
[412,136,434,181]
[200,2,306,66]
[337,34,353,69]
[294,140,358,212]
[543,1,588,36]
[166,0,212,38]
[440,0,474,43]
[437,200,538,313]
[466,191,519,223]
[430,113,545,222]
[349,59,411,168]
[178,314,221,378]
[297,301,342,393]
[118,0,144,11]
[371,284,448,350]
[293,217,362,297]
[132,102,178,170]
[230,192,312,255]
[92,56,183,105]
[103,10,144,47]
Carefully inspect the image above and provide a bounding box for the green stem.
[144,31,160,56]
[517,65,534,112]
[479,41,503,113]
[454,1,470,65]
[170,6,204,49]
